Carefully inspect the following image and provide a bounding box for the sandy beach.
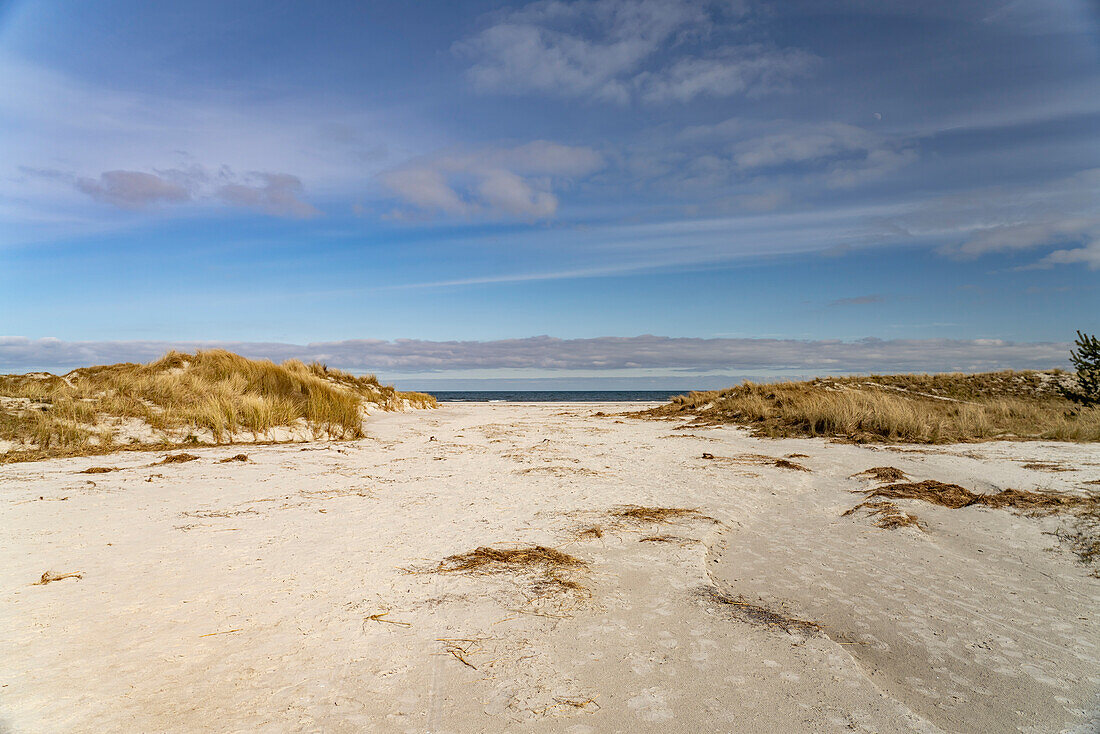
[2,402,1098,733]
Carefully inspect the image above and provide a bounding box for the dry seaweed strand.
[574,525,604,540]
[33,571,82,585]
[157,453,199,465]
[850,466,909,482]
[612,506,713,524]
[365,612,411,627]
[699,586,820,635]
[842,500,925,530]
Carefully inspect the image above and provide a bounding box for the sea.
[430,390,686,403]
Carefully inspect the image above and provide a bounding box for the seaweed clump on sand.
[435,545,589,600]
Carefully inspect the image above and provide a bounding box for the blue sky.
[1,0,1098,386]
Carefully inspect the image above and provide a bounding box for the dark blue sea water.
[431,390,684,402]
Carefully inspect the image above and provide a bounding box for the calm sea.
[430,390,685,403]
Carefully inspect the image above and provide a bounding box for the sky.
[1,0,1098,388]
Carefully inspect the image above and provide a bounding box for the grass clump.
[1,349,437,462]
[642,370,1099,444]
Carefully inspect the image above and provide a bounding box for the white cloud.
[729,121,916,187]
[0,335,1070,375]
[379,141,603,219]
[217,173,321,219]
[1034,237,1100,270]
[24,165,321,219]
[0,55,429,233]
[638,45,816,103]
[74,170,190,208]
[456,0,812,103]
[948,219,1099,258]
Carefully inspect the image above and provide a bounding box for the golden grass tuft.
[640,370,1099,444]
[1,349,437,462]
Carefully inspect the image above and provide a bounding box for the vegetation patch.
[217,453,250,463]
[639,370,1099,444]
[79,466,119,474]
[1,349,436,462]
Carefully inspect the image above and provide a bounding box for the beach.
[2,402,1098,733]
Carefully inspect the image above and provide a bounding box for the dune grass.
[642,371,1098,443]
[0,349,436,461]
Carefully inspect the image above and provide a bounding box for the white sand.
[1,403,1098,733]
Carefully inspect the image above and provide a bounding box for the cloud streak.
[0,335,1070,375]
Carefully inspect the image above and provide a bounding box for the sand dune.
[1,403,1097,732]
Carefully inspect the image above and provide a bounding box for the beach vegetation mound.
[0,349,436,462]
[642,370,1098,443]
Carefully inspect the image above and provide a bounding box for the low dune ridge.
[0,349,435,463]
[641,370,1100,443]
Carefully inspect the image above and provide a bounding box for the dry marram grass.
[642,370,1099,443]
[0,350,436,462]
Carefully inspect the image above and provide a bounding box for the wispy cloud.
[0,335,1069,375]
[21,165,321,219]
[378,141,603,220]
[217,173,320,219]
[75,171,191,209]
[456,0,814,104]
[828,294,884,307]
